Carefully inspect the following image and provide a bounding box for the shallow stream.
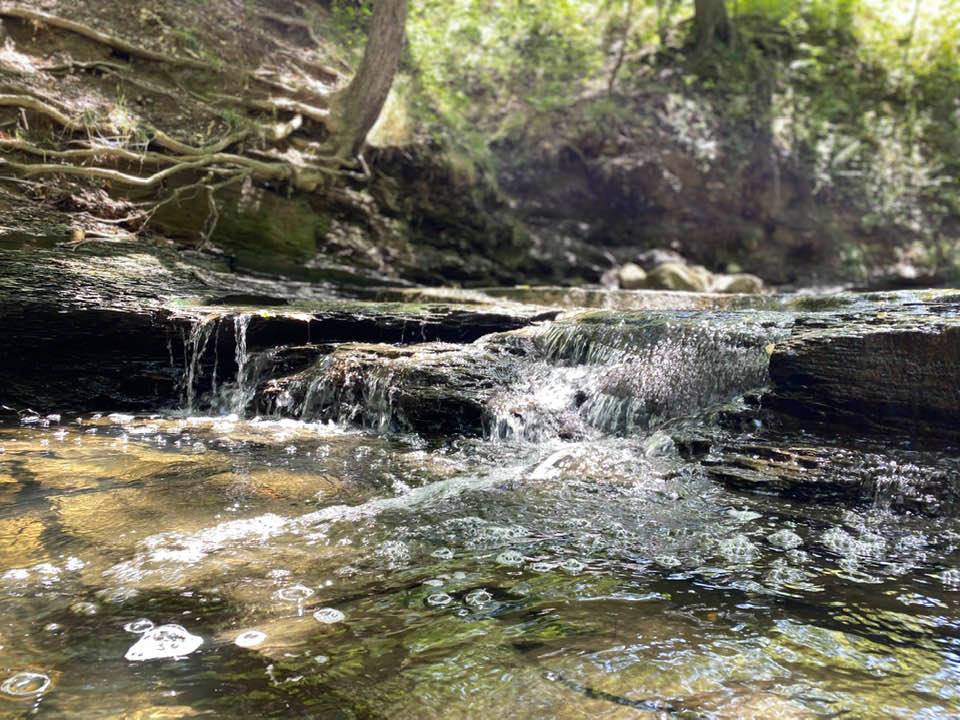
[1,293,959,719]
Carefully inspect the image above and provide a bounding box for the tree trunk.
[329,0,407,159]
[607,0,635,95]
[694,0,732,51]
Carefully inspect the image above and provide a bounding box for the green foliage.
[398,0,958,272]
[408,1,605,129]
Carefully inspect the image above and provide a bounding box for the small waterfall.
[182,315,220,411]
[180,312,274,416]
[222,314,255,415]
[297,352,399,431]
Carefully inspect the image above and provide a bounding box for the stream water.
[1,298,959,719]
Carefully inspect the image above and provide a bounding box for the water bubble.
[465,589,492,607]
[125,625,203,661]
[1,672,51,697]
[426,593,453,606]
[44,623,61,633]
[655,555,681,569]
[275,584,315,602]
[511,582,532,596]
[496,550,524,567]
[313,608,345,624]
[69,601,98,616]
[822,527,884,558]
[764,559,807,587]
[431,547,454,560]
[97,586,139,604]
[235,630,267,648]
[767,529,803,550]
[124,619,155,634]
[422,578,445,588]
[560,558,586,575]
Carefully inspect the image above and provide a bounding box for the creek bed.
[1,412,958,718]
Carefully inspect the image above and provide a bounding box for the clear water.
[3,292,960,719]
[2,411,959,719]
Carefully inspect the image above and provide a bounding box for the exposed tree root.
[0,4,210,69]
[0,2,386,242]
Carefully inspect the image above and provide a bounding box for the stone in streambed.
[616,262,647,290]
[644,262,710,292]
[711,273,765,294]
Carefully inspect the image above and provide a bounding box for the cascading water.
[182,315,220,411]
[486,311,790,441]
[221,313,256,415]
[180,312,287,416]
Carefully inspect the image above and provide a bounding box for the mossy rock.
[211,187,327,276]
[151,182,328,277]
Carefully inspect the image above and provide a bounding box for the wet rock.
[260,342,522,436]
[693,430,960,514]
[711,273,765,294]
[0,243,557,413]
[616,262,648,290]
[643,262,710,292]
[635,248,687,271]
[765,304,960,439]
